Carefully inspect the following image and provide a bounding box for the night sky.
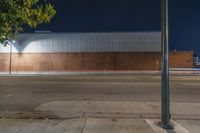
[25,0,200,55]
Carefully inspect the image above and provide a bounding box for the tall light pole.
[161,0,171,129]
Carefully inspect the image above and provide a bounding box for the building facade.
[0,32,193,73]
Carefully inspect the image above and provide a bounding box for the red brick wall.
[0,52,193,72]
[170,52,193,68]
[0,54,10,72]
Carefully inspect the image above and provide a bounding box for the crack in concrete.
[80,115,87,133]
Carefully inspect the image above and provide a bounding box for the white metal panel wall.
[0,32,161,53]
[0,44,10,53]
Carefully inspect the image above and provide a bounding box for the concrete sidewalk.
[0,118,155,133]
[0,101,200,133]
[0,118,198,133]
[1,101,200,120]
[34,101,200,119]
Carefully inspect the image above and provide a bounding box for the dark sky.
[25,0,200,54]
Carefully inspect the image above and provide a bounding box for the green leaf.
[0,0,56,44]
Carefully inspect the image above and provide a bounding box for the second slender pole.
[9,42,12,75]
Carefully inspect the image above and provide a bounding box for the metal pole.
[9,42,12,75]
[161,0,171,129]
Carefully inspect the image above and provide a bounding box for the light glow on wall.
[0,32,161,54]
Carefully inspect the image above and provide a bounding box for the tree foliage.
[0,0,56,44]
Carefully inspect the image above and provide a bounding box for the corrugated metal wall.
[0,32,161,53]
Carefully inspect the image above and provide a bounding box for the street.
[0,75,200,112]
[0,75,200,133]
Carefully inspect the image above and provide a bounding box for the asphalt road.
[0,75,200,112]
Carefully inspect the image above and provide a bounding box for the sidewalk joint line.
[80,116,87,133]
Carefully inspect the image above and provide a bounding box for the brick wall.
[0,51,193,72]
[170,52,193,68]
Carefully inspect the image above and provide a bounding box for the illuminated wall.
[0,32,193,73]
[0,32,161,53]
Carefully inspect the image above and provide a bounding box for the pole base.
[159,122,174,129]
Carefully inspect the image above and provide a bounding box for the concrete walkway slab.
[0,118,85,133]
[176,120,200,133]
[83,118,154,133]
[0,118,155,133]
[0,118,200,133]
[145,119,190,133]
[35,101,160,118]
[35,101,200,119]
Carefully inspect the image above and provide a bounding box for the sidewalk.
[0,118,154,133]
[0,118,197,133]
[0,101,200,133]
